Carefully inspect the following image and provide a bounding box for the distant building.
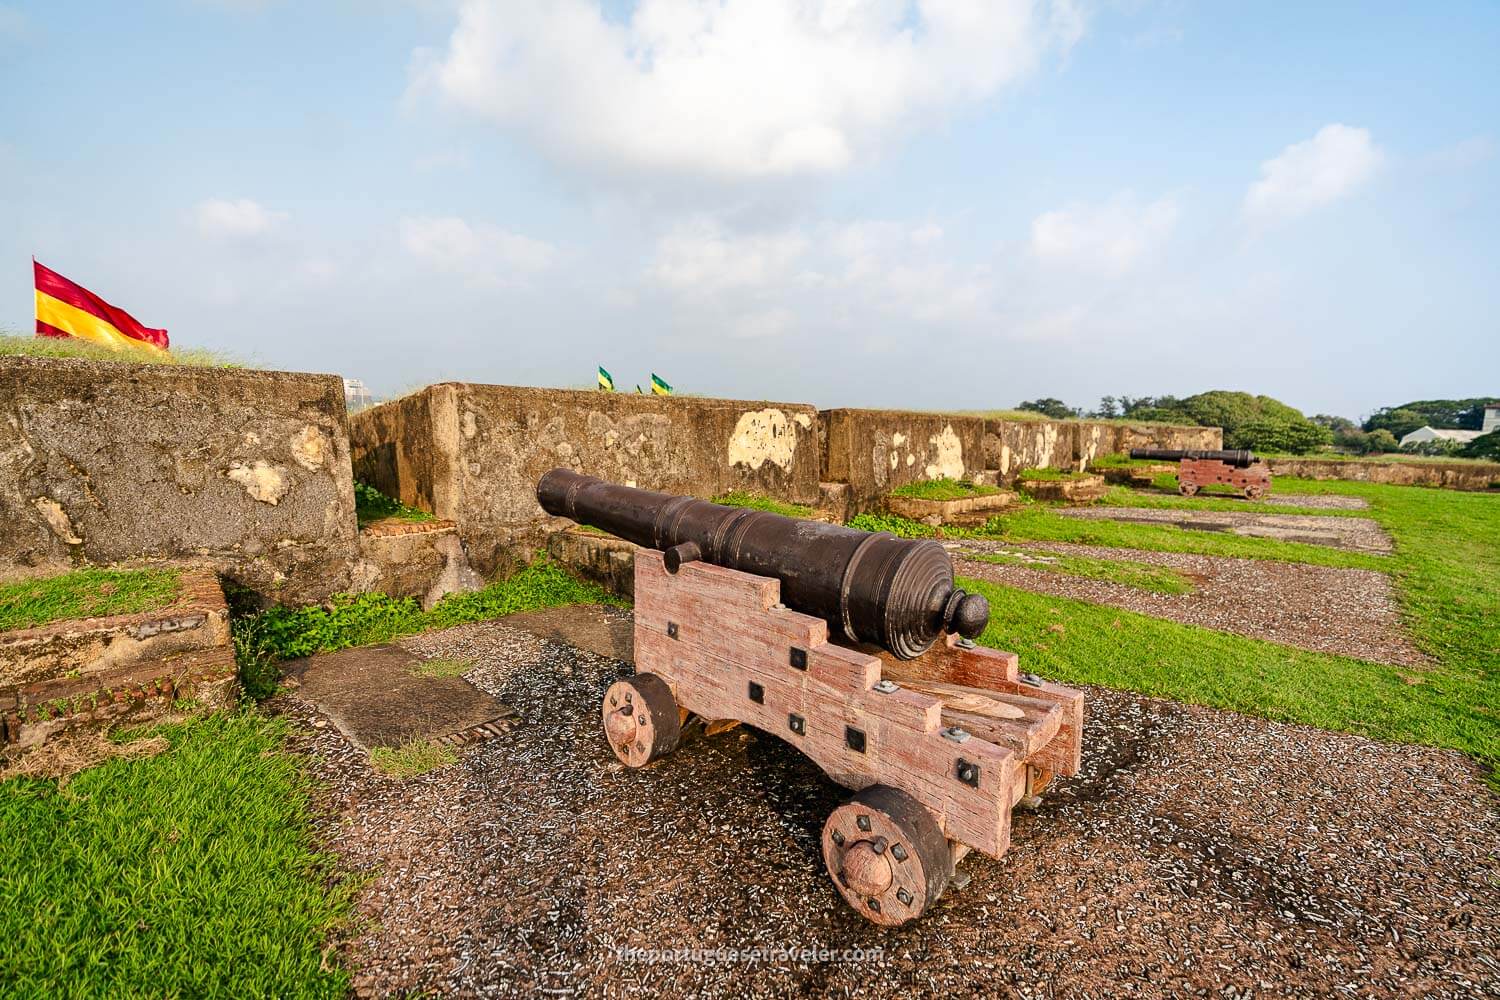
[1399,404,1499,448]
[343,377,373,413]
[1400,427,1482,447]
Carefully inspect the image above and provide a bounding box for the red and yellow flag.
[34,260,169,353]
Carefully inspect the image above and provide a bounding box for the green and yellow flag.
[597,366,614,391]
[650,372,672,396]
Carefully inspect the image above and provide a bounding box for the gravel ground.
[951,539,1427,666]
[1058,507,1394,553]
[275,616,1499,999]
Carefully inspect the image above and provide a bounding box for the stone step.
[356,518,482,610]
[0,567,229,688]
[2,645,239,750]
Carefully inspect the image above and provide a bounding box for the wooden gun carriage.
[1131,448,1272,500]
[538,470,1083,926]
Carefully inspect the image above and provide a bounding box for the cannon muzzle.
[1129,448,1257,468]
[537,469,989,659]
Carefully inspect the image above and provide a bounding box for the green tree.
[1364,407,1429,440]
[1229,418,1333,454]
[1016,398,1080,419]
[1364,428,1400,453]
[1461,431,1500,461]
[1364,398,1499,436]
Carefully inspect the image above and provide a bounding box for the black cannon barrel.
[1129,448,1256,468]
[537,469,989,660]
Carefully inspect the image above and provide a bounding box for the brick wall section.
[350,383,822,576]
[0,358,359,604]
[0,567,230,687]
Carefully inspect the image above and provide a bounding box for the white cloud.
[399,215,557,284]
[411,0,1084,181]
[643,216,994,339]
[1243,124,1382,223]
[1030,193,1179,273]
[194,198,288,239]
[649,218,809,296]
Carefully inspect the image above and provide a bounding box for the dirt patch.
[278,614,1498,999]
[952,540,1427,666]
[1060,507,1394,553]
[0,729,168,785]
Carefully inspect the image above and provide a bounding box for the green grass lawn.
[887,477,1000,501]
[852,507,1389,571]
[0,713,352,998]
[0,568,181,632]
[964,579,1493,768]
[1097,484,1366,518]
[963,549,1195,595]
[1017,467,1096,482]
[961,476,1499,780]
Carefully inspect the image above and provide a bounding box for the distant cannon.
[1129,447,1256,468]
[1129,448,1271,499]
[538,470,1083,926]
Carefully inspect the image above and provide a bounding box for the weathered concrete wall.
[820,409,1219,512]
[0,358,358,604]
[983,419,1077,479]
[1267,457,1500,492]
[350,384,822,576]
[820,409,987,511]
[984,419,1221,479]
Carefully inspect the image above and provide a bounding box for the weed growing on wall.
[0,333,245,368]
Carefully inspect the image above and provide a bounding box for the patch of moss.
[888,477,1000,501]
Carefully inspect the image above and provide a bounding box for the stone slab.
[498,604,634,663]
[283,644,514,749]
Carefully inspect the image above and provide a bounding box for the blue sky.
[1,1,1495,418]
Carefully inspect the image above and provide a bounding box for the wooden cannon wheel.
[1177,481,1200,496]
[602,673,681,768]
[1244,484,1267,500]
[822,785,952,927]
